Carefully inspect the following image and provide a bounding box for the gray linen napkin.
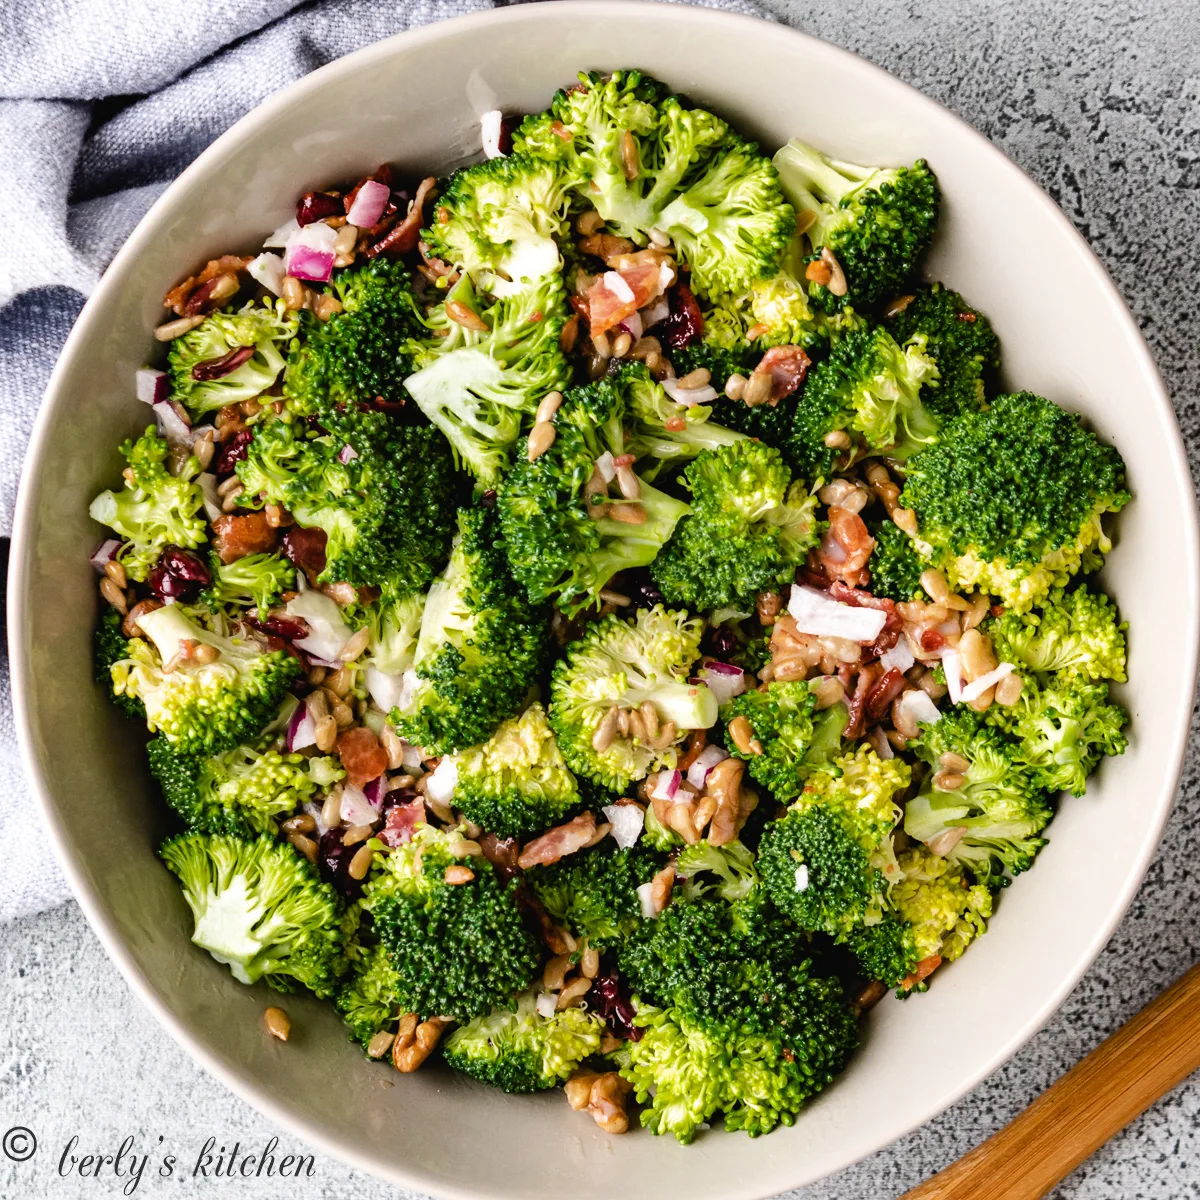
[0,0,766,922]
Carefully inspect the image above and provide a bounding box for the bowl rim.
[9,3,1200,1196]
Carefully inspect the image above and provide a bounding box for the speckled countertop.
[3,1,1199,1197]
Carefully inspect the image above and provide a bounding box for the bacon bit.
[281,525,328,582]
[657,282,704,350]
[478,833,520,883]
[296,190,343,226]
[844,663,880,739]
[211,512,277,564]
[336,728,389,790]
[753,345,811,403]
[164,255,252,315]
[865,667,907,722]
[919,626,947,654]
[550,120,573,142]
[517,811,597,870]
[560,313,581,352]
[901,954,943,991]
[819,505,874,586]
[367,176,436,258]
[191,344,255,382]
[380,796,425,847]
[585,263,662,336]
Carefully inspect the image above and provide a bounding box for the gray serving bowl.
[10,4,1200,1197]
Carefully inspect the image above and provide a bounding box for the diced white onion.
[246,251,286,296]
[960,661,1015,703]
[867,727,895,760]
[594,451,616,483]
[365,666,411,714]
[640,296,670,328]
[700,663,746,707]
[686,744,729,791]
[661,378,719,407]
[649,770,680,803]
[480,110,505,160]
[941,649,964,705]
[197,472,223,522]
[603,804,645,850]
[603,270,635,304]
[426,756,458,804]
[618,310,643,341]
[788,585,888,643]
[535,992,558,1019]
[658,261,676,292]
[286,590,352,661]
[400,737,424,772]
[897,688,943,728]
[339,784,376,826]
[794,864,810,892]
[879,638,915,674]
[263,217,300,249]
[153,399,192,447]
[637,881,660,920]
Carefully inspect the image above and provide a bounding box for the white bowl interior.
[10,5,1199,1198]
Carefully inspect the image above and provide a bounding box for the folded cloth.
[0,0,768,923]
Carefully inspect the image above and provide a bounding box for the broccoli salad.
[90,70,1131,1144]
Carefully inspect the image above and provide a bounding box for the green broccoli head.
[547,605,718,792]
[95,608,145,718]
[282,256,423,416]
[393,506,548,755]
[236,407,458,594]
[991,675,1128,797]
[989,584,1127,683]
[201,552,295,617]
[336,941,403,1049]
[444,992,605,1093]
[721,680,819,802]
[160,832,346,996]
[168,300,298,416]
[370,831,541,1022]
[758,746,910,939]
[450,703,581,839]
[113,603,300,756]
[884,283,1000,418]
[525,842,659,947]
[867,518,927,602]
[356,590,424,678]
[676,839,759,903]
[900,393,1131,612]
[787,325,941,477]
[88,427,207,582]
[772,139,940,313]
[906,709,1052,884]
[497,369,690,613]
[404,273,570,487]
[652,441,820,612]
[147,736,342,836]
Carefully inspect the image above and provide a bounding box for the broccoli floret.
[394,506,548,755]
[848,845,994,990]
[368,826,541,1022]
[114,603,300,755]
[906,709,1051,884]
[525,843,658,947]
[201,552,295,616]
[788,325,941,477]
[423,155,572,295]
[991,676,1128,797]
[519,71,792,296]
[444,992,605,1093]
[676,840,758,902]
[160,832,345,995]
[168,300,298,416]
[772,139,940,313]
[885,283,1000,418]
[237,407,458,594]
[867,518,926,602]
[652,441,820,612]
[95,608,144,718]
[548,605,718,792]
[758,746,910,939]
[616,896,858,1141]
[497,369,690,612]
[899,393,1131,613]
[404,273,570,487]
[336,941,403,1049]
[989,584,1127,683]
[283,256,423,416]
[720,680,820,802]
[147,736,342,836]
[88,427,207,582]
[450,703,581,839]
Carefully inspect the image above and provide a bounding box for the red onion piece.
[617,311,643,341]
[190,345,255,381]
[284,222,337,283]
[135,368,168,406]
[153,399,191,446]
[288,701,317,751]
[701,662,746,707]
[363,776,388,809]
[649,769,680,803]
[337,444,359,464]
[346,179,390,229]
[339,784,376,826]
[89,538,122,572]
[686,744,729,791]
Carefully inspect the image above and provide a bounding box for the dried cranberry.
[317,828,363,900]
[586,967,642,1041]
[296,191,343,226]
[147,545,211,601]
[704,624,739,661]
[246,614,308,642]
[620,569,665,611]
[213,428,253,476]
[657,282,704,350]
[282,526,328,580]
[190,345,255,382]
[497,116,516,156]
[480,489,497,508]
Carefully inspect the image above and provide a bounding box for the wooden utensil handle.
[900,962,1200,1200]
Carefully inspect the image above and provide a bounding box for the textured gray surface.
[4,0,1200,1196]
